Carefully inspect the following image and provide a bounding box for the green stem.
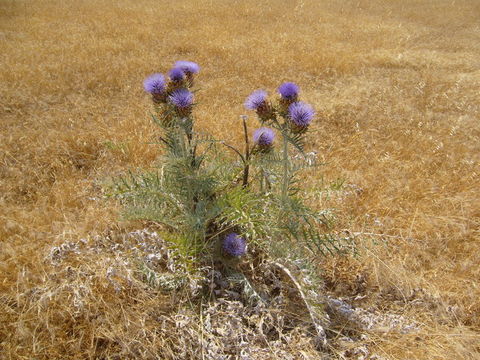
[282,132,289,200]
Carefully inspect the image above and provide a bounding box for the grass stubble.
[0,0,479,358]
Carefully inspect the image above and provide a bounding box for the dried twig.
[271,261,327,349]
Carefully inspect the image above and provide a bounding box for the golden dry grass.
[1,0,479,358]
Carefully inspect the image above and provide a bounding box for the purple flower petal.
[223,233,247,257]
[143,73,166,94]
[288,102,315,127]
[174,60,200,74]
[169,88,194,108]
[278,82,299,99]
[253,127,275,146]
[169,67,185,82]
[244,90,267,110]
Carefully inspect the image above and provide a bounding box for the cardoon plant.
[113,60,350,273]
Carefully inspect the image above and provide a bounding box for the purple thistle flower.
[169,88,194,108]
[223,233,247,257]
[278,82,299,100]
[143,73,166,94]
[174,60,200,75]
[253,127,275,147]
[288,102,315,128]
[244,90,268,110]
[169,67,185,82]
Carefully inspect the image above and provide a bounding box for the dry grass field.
[1,0,479,358]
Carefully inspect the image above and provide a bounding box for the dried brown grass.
[1,0,479,358]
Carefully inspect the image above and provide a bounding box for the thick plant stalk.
[281,133,289,200]
[242,116,250,188]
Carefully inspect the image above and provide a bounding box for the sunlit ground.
[1,0,479,358]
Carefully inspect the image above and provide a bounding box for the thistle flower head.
[143,73,166,94]
[174,60,200,75]
[253,127,275,147]
[244,90,268,110]
[169,67,185,82]
[223,233,247,257]
[278,82,299,100]
[168,88,194,108]
[288,101,315,128]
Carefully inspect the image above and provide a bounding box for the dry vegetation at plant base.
[1,0,479,358]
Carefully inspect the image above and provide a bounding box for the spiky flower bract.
[288,101,315,128]
[253,127,275,147]
[169,67,185,82]
[278,82,299,100]
[169,88,194,108]
[223,233,247,257]
[244,90,268,110]
[143,73,166,94]
[174,60,200,75]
